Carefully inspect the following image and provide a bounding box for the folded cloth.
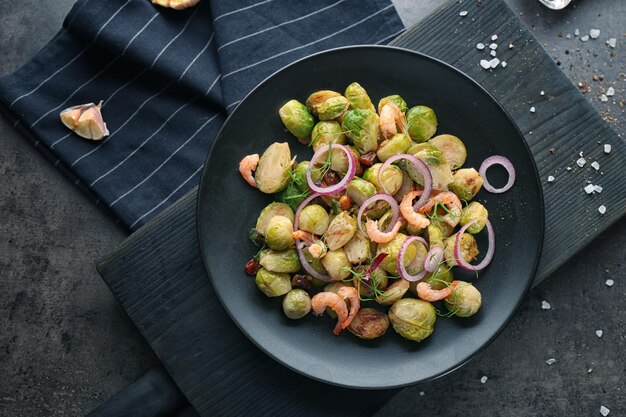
[0,0,403,229]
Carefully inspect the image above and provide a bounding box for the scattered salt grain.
[600,405,610,416]
[546,358,557,365]
[491,34,498,41]
[548,175,555,182]
[491,50,497,57]
[459,10,468,16]
[594,185,603,193]
[480,60,491,69]
[419,391,425,396]
[606,87,615,96]
[501,61,507,68]
[489,58,500,68]
[589,29,600,39]
[605,279,614,287]
[489,43,498,50]
[601,94,608,102]
[598,205,607,215]
[477,42,485,50]
[540,90,545,96]
[566,33,572,39]
[480,376,488,384]
[576,157,586,167]
[604,144,611,154]
[581,35,589,42]
[591,161,600,170]
[508,43,514,49]
[608,38,617,48]
[541,300,551,310]
[596,330,603,338]
[574,28,580,36]
[584,184,595,194]
[530,106,536,113]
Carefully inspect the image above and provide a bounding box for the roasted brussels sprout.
[282,289,312,319]
[348,308,390,339]
[324,211,357,250]
[255,202,294,234]
[449,168,484,201]
[389,298,436,342]
[427,224,444,248]
[279,100,315,143]
[406,105,437,143]
[460,202,489,234]
[376,133,412,162]
[444,232,479,267]
[306,90,341,113]
[342,109,380,153]
[254,142,293,194]
[320,248,351,281]
[362,163,403,195]
[411,144,453,191]
[255,268,292,297]
[292,161,313,190]
[444,281,482,317]
[259,248,301,273]
[298,204,330,235]
[353,265,388,298]
[429,134,467,170]
[343,229,371,264]
[377,95,407,114]
[324,281,350,293]
[344,82,376,113]
[375,279,409,305]
[264,216,295,250]
[375,233,417,276]
[346,178,376,206]
[278,181,309,212]
[318,96,350,120]
[311,121,347,152]
[420,264,453,291]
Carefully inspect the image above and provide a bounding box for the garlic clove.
[152,0,201,10]
[60,107,83,130]
[60,101,109,140]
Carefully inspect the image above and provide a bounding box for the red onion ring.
[397,236,429,282]
[356,193,399,235]
[306,144,356,195]
[365,253,388,282]
[454,218,495,271]
[423,245,444,273]
[378,154,432,209]
[479,155,516,193]
[293,193,332,282]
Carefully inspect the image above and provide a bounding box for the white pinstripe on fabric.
[65,0,91,27]
[375,28,405,44]
[222,4,393,79]
[217,0,347,51]
[213,0,274,22]
[226,100,240,110]
[8,0,132,109]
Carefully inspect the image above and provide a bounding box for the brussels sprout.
[377,95,407,114]
[444,281,482,317]
[362,163,403,195]
[460,202,489,234]
[353,265,388,298]
[404,237,428,276]
[375,279,410,305]
[429,134,467,170]
[376,133,412,162]
[254,142,293,194]
[420,264,453,291]
[376,233,417,276]
[348,308,390,339]
[279,100,315,142]
[341,109,380,153]
[344,82,376,113]
[298,204,330,235]
[259,248,301,273]
[427,224,444,248]
[406,142,438,157]
[343,230,371,264]
[410,145,453,191]
[320,248,351,281]
[324,211,357,251]
[324,281,350,293]
[277,181,309,212]
[292,161,312,190]
[346,178,376,206]
[449,168,484,201]
[318,96,350,120]
[444,232,479,267]
[255,202,295,234]
[264,216,295,250]
[255,268,292,297]
[282,289,312,319]
[406,105,437,143]
[389,298,436,342]
[306,90,341,113]
[311,121,347,152]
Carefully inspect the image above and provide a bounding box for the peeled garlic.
[151,0,200,10]
[60,101,109,141]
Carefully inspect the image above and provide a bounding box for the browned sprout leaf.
[60,101,109,141]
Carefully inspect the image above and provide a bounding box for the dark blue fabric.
[0,0,404,229]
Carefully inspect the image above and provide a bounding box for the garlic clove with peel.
[151,0,201,10]
[60,101,109,141]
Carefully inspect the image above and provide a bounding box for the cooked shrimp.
[239,154,259,187]
[416,280,460,302]
[418,191,462,227]
[379,103,408,140]
[337,286,360,329]
[365,219,402,243]
[293,230,314,244]
[400,191,431,229]
[308,243,325,259]
[311,292,349,335]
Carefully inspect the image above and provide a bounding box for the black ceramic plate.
[197,46,543,389]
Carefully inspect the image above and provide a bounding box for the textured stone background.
[0,0,624,416]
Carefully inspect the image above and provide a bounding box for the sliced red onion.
[423,245,444,273]
[356,193,399,235]
[306,144,356,195]
[479,155,516,193]
[397,236,429,282]
[454,218,495,271]
[293,192,332,282]
[378,153,432,209]
[365,253,388,282]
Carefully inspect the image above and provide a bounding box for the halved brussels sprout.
[282,289,312,319]
[389,298,436,342]
[320,248,351,281]
[348,307,390,339]
[255,268,292,297]
[406,105,437,143]
[255,142,293,194]
[376,133,412,162]
[362,163,403,195]
[444,232,479,267]
[279,100,314,143]
[343,229,371,264]
[342,109,380,153]
[306,90,341,113]
[420,264,453,291]
[411,145,453,191]
[346,178,376,206]
[311,121,347,152]
[375,279,410,305]
[427,224,444,248]
[429,134,467,170]
[460,202,489,234]
[255,202,294,234]
[377,95,407,114]
[259,248,301,273]
[353,265,388,299]
[344,82,376,113]
[324,211,357,251]
[444,281,482,317]
[449,168,484,201]
[375,233,417,276]
[298,204,330,235]
[264,216,295,250]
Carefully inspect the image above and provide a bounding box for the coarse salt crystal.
[601,94,608,102]
[576,157,586,167]
[604,144,611,153]
[489,43,498,50]
[598,205,607,215]
[606,87,615,96]
[419,391,425,396]
[459,10,468,16]
[480,60,491,69]
[480,376,488,384]
[548,175,555,182]
[574,28,580,36]
[501,61,507,68]
[589,29,600,39]
[584,184,595,194]
[491,34,498,41]
[581,35,589,42]
[596,330,603,338]
[541,300,551,310]
[600,405,610,416]
[477,43,485,50]
[608,38,617,48]
[566,33,572,39]
[594,185,603,193]
[546,358,557,365]
[605,279,614,287]
[489,58,500,68]
[490,50,497,57]
[591,161,600,170]
[540,90,545,96]
[530,106,536,113]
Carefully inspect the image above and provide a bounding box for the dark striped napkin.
[0,0,403,229]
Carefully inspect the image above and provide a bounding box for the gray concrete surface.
[0,0,624,416]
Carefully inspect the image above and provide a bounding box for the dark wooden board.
[97,1,625,416]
